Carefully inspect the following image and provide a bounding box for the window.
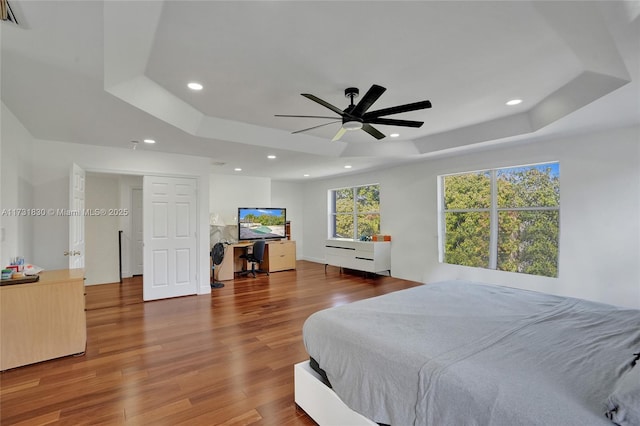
[440,162,559,277]
[330,184,380,239]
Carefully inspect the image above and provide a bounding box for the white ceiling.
[2,1,639,181]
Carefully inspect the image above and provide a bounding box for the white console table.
[325,239,391,275]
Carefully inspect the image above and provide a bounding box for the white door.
[131,187,144,275]
[68,163,85,268]
[143,176,197,301]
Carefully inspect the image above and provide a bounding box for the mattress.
[302,281,640,426]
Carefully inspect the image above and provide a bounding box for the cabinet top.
[228,240,294,248]
[40,268,85,283]
[0,269,85,289]
[326,239,389,244]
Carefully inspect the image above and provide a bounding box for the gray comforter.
[302,281,640,426]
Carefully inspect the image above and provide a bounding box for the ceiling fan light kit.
[343,120,363,131]
[276,84,432,141]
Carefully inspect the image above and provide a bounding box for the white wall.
[28,138,212,294]
[271,180,305,257]
[85,174,120,285]
[209,173,271,225]
[0,103,34,266]
[208,173,271,247]
[301,126,640,308]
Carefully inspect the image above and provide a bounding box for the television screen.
[238,207,286,241]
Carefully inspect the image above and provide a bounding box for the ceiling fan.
[276,84,432,141]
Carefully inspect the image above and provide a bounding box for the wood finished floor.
[0,261,420,425]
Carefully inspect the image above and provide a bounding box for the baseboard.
[298,256,325,264]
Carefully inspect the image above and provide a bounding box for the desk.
[212,240,296,281]
[215,242,252,281]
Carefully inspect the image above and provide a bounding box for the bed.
[299,281,640,426]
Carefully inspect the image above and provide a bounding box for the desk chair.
[238,240,269,278]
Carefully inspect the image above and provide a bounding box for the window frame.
[329,183,380,240]
[438,162,560,276]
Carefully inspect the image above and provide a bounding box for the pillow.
[605,365,640,426]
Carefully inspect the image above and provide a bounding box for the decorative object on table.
[7,256,24,272]
[0,274,39,285]
[24,264,44,275]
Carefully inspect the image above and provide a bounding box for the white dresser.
[325,239,391,275]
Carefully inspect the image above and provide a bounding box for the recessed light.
[234,168,242,172]
[344,165,352,169]
[303,174,310,177]
[506,99,522,106]
[390,133,400,138]
[188,82,203,91]
[267,155,276,159]
[143,139,155,144]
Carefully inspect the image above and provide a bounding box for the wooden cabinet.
[325,239,391,275]
[1,269,86,370]
[264,240,296,272]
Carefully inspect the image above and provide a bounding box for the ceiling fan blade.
[363,100,432,119]
[275,114,340,119]
[331,127,347,142]
[367,118,424,128]
[352,84,386,117]
[362,123,386,140]
[302,94,350,117]
[292,121,341,134]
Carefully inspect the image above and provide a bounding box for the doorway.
[131,187,143,276]
[84,173,144,283]
[82,171,202,303]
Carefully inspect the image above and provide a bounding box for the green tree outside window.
[330,184,380,239]
[442,163,559,277]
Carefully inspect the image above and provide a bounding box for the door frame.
[68,163,86,269]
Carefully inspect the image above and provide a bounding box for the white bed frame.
[294,361,377,426]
